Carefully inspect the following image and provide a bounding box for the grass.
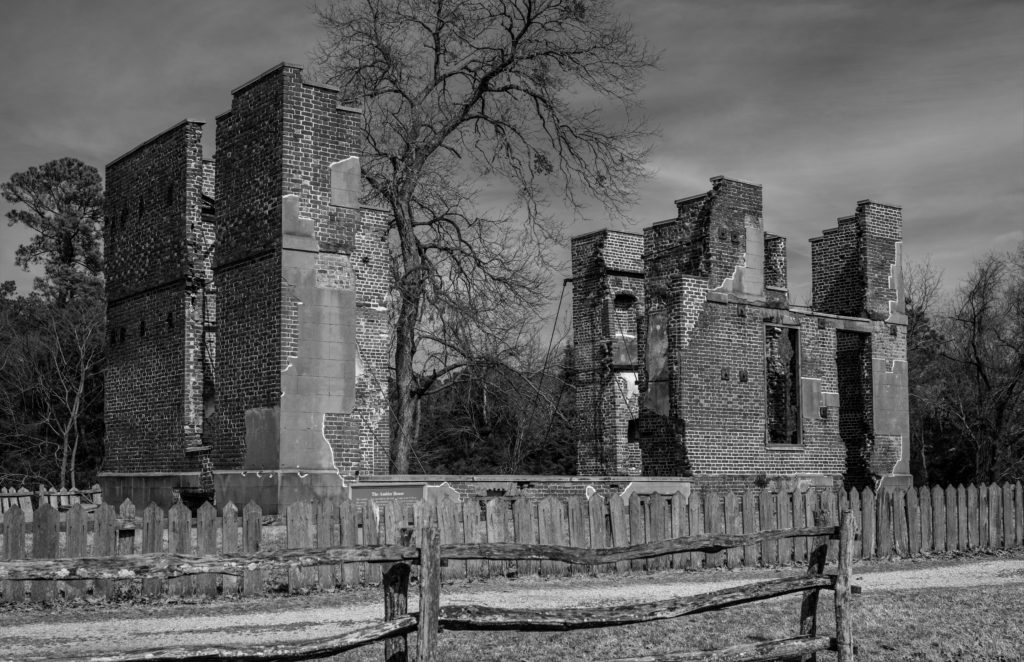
[329,584,1024,661]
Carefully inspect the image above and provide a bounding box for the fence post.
[417,521,441,662]
[834,511,856,662]
[383,527,413,662]
[799,506,829,662]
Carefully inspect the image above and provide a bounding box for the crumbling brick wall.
[103,63,395,505]
[571,230,645,475]
[573,176,911,490]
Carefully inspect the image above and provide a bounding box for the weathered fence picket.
[65,504,88,599]
[221,502,240,595]
[776,489,793,565]
[686,490,702,569]
[567,496,590,575]
[627,493,645,572]
[759,488,777,566]
[31,502,59,602]
[2,481,1023,604]
[906,487,920,556]
[196,502,218,596]
[241,501,262,596]
[93,504,118,599]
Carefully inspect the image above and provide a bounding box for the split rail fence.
[1,481,1021,602]
[0,506,858,662]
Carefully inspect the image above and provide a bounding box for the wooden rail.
[0,527,838,582]
[1,508,857,662]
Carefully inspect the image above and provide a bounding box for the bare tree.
[903,257,944,484]
[315,0,655,471]
[417,336,575,475]
[934,246,1024,482]
[0,293,104,489]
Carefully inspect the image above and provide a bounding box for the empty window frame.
[765,324,800,445]
[611,293,639,367]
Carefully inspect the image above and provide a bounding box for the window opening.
[611,293,638,367]
[765,324,800,444]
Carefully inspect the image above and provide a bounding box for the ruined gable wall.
[212,67,287,469]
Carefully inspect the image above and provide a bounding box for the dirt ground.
[2,550,1022,661]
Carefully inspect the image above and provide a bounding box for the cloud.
[0,0,1020,308]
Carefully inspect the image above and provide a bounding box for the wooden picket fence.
[0,481,1021,603]
[0,484,102,521]
[0,507,858,661]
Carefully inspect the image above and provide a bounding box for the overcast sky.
[1,0,1021,312]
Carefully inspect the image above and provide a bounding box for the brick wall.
[811,200,903,321]
[764,234,787,289]
[104,120,209,473]
[571,230,645,475]
[573,176,910,490]
[104,63,395,508]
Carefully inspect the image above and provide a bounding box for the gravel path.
[3,558,1023,660]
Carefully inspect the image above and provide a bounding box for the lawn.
[332,583,1024,661]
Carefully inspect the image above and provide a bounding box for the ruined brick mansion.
[100,64,392,511]
[99,63,910,512]
[571,176,911,491]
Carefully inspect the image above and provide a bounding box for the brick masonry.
[101,64,394,512]
[571,176,912,491]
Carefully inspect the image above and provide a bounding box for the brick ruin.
[101,64,392,511]
[571,176,912,491]
[99,64,911,510]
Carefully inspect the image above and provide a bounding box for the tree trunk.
[59,430,70,490]
[391,206,425,474]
